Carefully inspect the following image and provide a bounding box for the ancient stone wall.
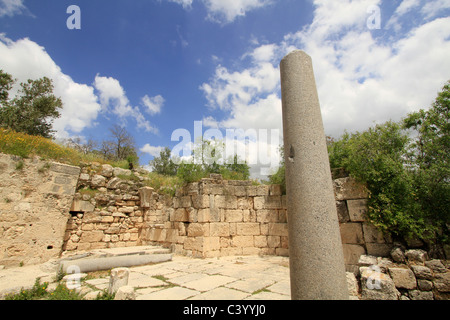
[0,153,394,273]
[62,163,148,252]
[0,153,80,267]
[140,174,394,273]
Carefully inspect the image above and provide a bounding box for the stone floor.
[86,255,291,300]
[0,253,291,300]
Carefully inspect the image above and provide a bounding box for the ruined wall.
[0,153,79,267]
[0,151,394,272]
[62,163,148,253]
[141,174,394,272]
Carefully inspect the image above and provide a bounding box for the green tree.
[150,147,178,176]
[0,71,63,138]
[403,81,450,243]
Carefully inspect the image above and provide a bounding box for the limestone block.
[366,243,393,257]
[139,187,154,208]
[409,290,434,300]
[113,167,131,177]
[405,249,428,263]
[224,195,238,209]
[346,272,360,297]
[192,195,210,209]
[101,164,114,178]
[417,279,433,291]
[187,223,208,237]
[203,237,220,251]
[236,223,260,236]
[50,162,81,176]
[210,223,230,237]
[433,272,450,292]
[342,244,366,265]
[256,210,279,223]
[390,247,406,263]
[237,197,252,210]
[246,185,269,197]
[269,185,282,196]
[224,210,244,223]
[91,175,107,188]
[114,286,135,300]
[363,223,390,244]
[268,223,288,237]
[171,208,189,222]
[180,196,192,208]
[80,230,104,243]
[339,223,364,244]
[410,265,433,280]
[388,267,417,290]
[108,268,130,295]
[336,201,350,223]
[184,237,203,251]
[197,209,211,223]
[347,199,368,222]
[360,267,399,300]
[267,236,281,248]
[333,177,368,201]
[425,260,447,273]
[231,236,254,248]
[70,199,95,213]
[254,236,268,248]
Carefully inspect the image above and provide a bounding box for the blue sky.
[1,0,449,177]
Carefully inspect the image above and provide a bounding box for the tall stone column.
[280,50,349,300]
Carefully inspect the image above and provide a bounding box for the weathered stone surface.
[114,285,136,300]
[390,247,406,263]
[280,50,348,300]
[358,255,378,267]
[425,260,447,273]
[360,267,399,300]
[410,265,433,280]
[108,267,130,295]
[91,175,107,188]
[340,223,364,244]
[347,199,368,222]
[417,279,433,291]
[409,290,434,300]
[433,272,450,292]
[139,187,154,208]
[333,177,368,201]
[389,267,417,290]
[405,249,428,263]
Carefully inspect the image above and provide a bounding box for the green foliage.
[177,162,209,183]
[328,81,450,244]
[5,278,49,300]
[150,147,178,176]
[171,137,251,184]
[0,70,62,138]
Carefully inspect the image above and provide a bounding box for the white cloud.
[168,0,272,24]
[200,0,450,178]
[140,144,164,157]
[0,0,26,17]
[203,0,271,23]
[93,74,158,134]
[168,0,193,10]
[141,94,165,115]
[0,36,101,139]
[421,0,450,19]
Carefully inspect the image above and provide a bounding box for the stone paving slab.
[0,253,292,300]
[188,287,251,300]
[182,275,237,292]
[136,286,200,300]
